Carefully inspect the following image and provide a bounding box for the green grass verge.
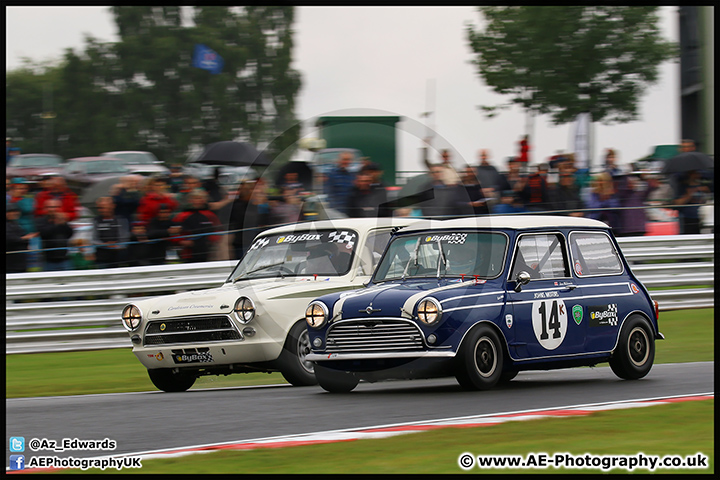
[5,308,713,399]
[60,399,714,474]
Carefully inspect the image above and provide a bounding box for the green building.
[316,115,401,186]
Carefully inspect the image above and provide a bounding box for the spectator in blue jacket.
[324,151,356,215]
[492,190,527,215]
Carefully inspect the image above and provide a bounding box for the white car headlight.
[417,298,442,325]
[122,304,142,331]
[306,301,328,329]
[234,297,256,324]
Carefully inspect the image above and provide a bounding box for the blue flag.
[192,44,224,74]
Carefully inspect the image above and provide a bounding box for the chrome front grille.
[325,319,425,353]
[144,315,241,346]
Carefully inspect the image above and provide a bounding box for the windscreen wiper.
[436,239,447,279]
[234,261,286,282]
[402,237,421,280]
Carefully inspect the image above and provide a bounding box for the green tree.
[107,5,302,164]
[5,61,65,155]
[466,6,677,125]
[6,6,302,165]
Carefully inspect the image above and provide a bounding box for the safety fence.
[5,234,714,354]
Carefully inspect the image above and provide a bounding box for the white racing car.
[120,218,417,392]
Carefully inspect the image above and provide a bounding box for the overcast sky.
[6,6,680,173]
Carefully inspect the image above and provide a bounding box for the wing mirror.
[514,271,531,292]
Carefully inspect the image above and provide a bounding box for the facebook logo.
[9,455,25,470]
[10,436,25,452]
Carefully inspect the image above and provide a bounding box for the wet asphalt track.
[6,361,713,459]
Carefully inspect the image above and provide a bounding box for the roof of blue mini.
[397,215,609,233]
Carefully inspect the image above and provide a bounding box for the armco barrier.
[5,234,713,354]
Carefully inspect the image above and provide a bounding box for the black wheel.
[609,315,655,380]
[147,368,196,392]
[455,325,504,391]
[314,364,358,393]
[278,321,317,386]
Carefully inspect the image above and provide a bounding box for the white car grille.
[143,315,241,346]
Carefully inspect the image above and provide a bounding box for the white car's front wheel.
[278,321,318,386]
[147,368,196,392]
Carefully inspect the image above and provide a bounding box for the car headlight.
[122,304,142,331]
[305,301,328,329]
[234,297,256,324]
[417,298,442,325]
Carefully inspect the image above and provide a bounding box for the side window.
[570,232,623,276]
[512,234,569,280]
[359,231,391,275]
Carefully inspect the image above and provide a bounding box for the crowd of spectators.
[6,167,260,272]
[409,143,711,237]
[6,138,713,273]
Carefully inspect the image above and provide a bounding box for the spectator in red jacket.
[518,134,530,174]
[136,176,179,224]
[34,176,80,222]
[172,189,221,263]
[519,163,551,212]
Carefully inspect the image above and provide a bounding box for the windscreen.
[228,229,359,281]
[373,232,508,282]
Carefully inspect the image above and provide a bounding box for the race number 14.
[532,299,567,350]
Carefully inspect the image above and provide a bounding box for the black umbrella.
[662,151,714,175]
[195,141,271,167]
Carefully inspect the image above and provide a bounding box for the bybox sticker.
[589,304,618,327]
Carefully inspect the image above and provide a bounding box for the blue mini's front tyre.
[609,315,655,380]
[455,325,503,391]
[314,364,359,393]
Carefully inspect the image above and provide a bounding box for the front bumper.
[132,340,281,370]
[307,351,455,362]
[129,313,286,369]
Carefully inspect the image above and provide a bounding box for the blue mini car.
[305,216,662,392]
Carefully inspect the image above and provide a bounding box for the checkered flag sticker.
[608,304,618,326]
[250,237,270,251]
[328,231,356,249]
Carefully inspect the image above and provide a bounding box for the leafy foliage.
[6,6,302,164]
[466,6,677,125]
